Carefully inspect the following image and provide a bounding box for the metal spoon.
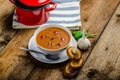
[20,47,60,60]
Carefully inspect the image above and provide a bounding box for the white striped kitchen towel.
[13,0,81,30]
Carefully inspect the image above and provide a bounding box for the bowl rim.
[34,25,72,51]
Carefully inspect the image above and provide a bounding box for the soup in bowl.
[34,25,72,55]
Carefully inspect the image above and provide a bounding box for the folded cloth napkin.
[13,0,81,30]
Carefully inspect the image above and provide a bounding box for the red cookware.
[10,0,57,26]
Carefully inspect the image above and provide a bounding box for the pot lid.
[19,0,51,6]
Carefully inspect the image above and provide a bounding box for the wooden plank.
[26,62,68,80]
[76,0,120,61]
[0,0,15,32]
[7,54,38,80]
[0,29,37,79]
[27,63,68,80]
[0,1,38,79]
[26,0,120,80]
[116,3,120,16]
[76,3,120,80]
[0,0,17,52]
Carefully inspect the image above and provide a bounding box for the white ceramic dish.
[28,36,77,64]
[33,25,72,55]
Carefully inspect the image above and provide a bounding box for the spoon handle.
[20,47,47,55]
[20,47,60,60]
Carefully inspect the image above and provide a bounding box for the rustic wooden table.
[0,0,120,80]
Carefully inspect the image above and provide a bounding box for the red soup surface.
[36,27,70,50]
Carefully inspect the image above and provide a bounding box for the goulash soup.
[36,27,70,50]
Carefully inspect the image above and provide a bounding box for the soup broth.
[36,27,70,50]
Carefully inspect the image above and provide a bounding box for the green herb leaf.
[72,30,97,40]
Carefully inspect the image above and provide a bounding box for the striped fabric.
[13,0,81,30]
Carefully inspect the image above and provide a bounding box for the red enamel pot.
[10,0,57,26]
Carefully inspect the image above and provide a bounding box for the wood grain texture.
[27,63,67,80]
[25,0,120,80]
[0,0,15,32]
[0,29,36,79]
[77,0,120,62]
[0,0,17,52]
[0,1,37,79]
[76,3,120,80]
[0,0,119,80]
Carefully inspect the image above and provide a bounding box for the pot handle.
[10,0,14,4]
[45,2,57,11]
